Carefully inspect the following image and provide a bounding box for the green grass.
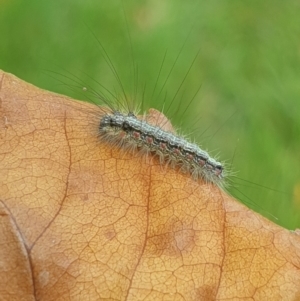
[1,0,300,229]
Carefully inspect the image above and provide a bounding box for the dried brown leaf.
[1,70,300,301]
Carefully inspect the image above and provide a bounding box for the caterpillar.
[98,110,224,185]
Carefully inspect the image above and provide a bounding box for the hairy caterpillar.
[99,110,224,185]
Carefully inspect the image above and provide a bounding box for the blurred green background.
[1,0,300,229]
